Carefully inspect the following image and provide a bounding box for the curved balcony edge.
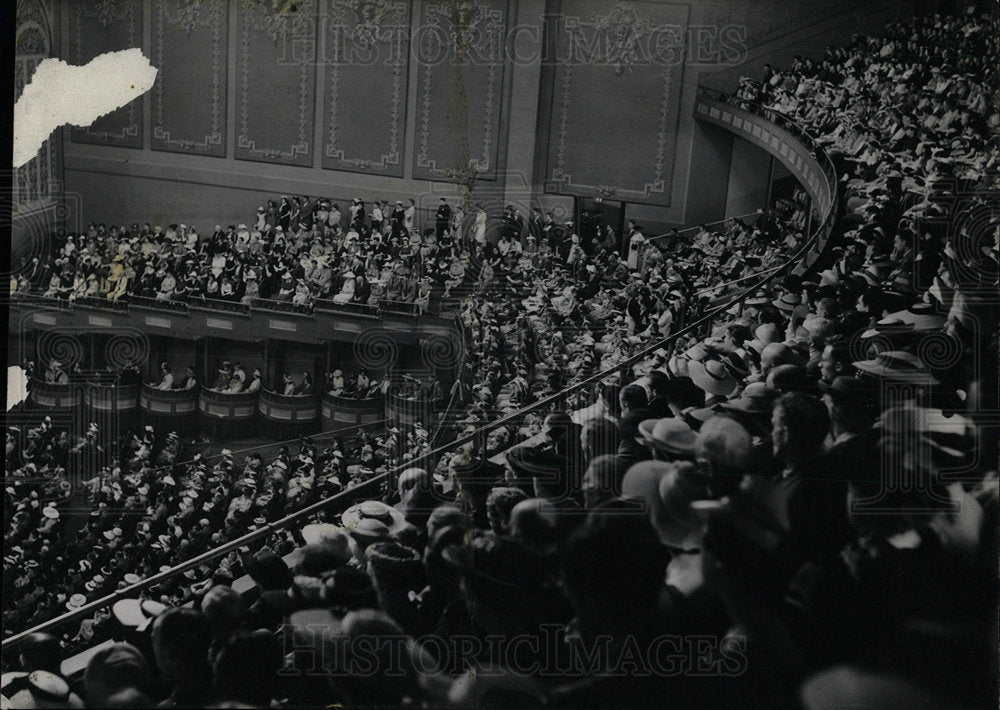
[693,89,837,233]
[320,392,386,431]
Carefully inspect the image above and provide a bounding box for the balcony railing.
[72,295,130,312]
[313,298,382,317]
[13,291,449,323]
[249,297,314,316]
[187,296,252,315]
[127,295,190,314]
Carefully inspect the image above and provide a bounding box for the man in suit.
[528,207,544,241]
[435,198,452,239]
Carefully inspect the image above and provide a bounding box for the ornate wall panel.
[544,1,689,206]
[321,0,411,176]
[411,0,510,183]
[15,0,58,211]
[68,0,144,147]
[150,0,228,156]
[235,0,318,167]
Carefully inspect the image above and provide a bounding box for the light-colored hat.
[637,418,698,455]
[341,500,409,538]
[852,350,939,385]
[687,359,738,397]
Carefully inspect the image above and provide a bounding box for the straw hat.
[341,500,409,538]
[637,418,698,455]
[687,359,738,396]
[852,350,939,385]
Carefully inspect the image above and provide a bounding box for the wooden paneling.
[150,0,228,156]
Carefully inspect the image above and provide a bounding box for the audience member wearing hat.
[688,359,739,400]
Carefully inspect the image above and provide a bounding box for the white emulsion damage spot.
[13,48,158,168]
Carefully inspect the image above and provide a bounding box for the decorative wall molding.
[544,1,687,205]
[235,0,316,166]
[323,0,410,176]
[69,0,143,147]
[14,0,56,212]
[413,0,507,181]
[151,0,227,156]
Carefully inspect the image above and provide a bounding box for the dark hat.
[723,382,779,414]
[442,531,546,590]
[242,550,293,591]
[365,541,423,580]
[323,565,378,613]
[819,376,878,412]
[291,542,352,577]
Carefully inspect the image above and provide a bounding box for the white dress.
[332,278,356,304]
[627,232,645,270]
[474,209,487,244]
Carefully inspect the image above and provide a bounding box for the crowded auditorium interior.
[5,0,999,708]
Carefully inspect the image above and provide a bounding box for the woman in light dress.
[627,227,646,271]
[332,271,356,304]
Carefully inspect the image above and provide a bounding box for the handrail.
[313,298,381,317]
[127,295,190,314]
[2,94,839,650]
[140,381,200,400]
[250,298,314,316]
[645,210,761,243]
[187,296,251,315]
[72,296,129,312]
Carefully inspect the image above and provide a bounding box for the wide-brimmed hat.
[860,318,915,341]
[819,376,879,412]
[878,406,972,465]
[112,598,159,631]
[852,350,939,385]
[301,523,354,558]
[688,359,738,397]
[66,593,87,611]
[342,501,410,539]
[880,303,946,332]
[637,418,698,455]
[621,460,710,549]
[772,292,801,312]
[723,382,778,414]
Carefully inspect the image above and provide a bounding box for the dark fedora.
[819,376,879,412]
[723,382,778,414]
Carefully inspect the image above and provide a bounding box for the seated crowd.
[3,417,431,664]
[3,9,997,709]
[11,195,551,316]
